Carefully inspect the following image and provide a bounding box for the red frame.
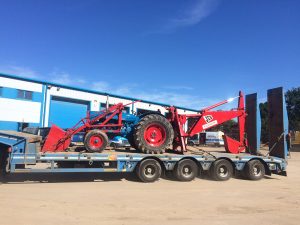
[167,91,247,154]
[42,101,138,152]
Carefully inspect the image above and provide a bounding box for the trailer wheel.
[243,160,265,180]
[174,159,198,182]
[84,130,108,152]
[133,114,174,154]
[136,159,162,182]
[210,159,233,181]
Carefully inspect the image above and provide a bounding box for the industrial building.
[0,73,196,131]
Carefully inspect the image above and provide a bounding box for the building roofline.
[0,72,198,112]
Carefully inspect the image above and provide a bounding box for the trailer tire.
[136,159,162,182]
[84,130,108,152]
[210,159,233,181]
[133,114,174,154]
[243,160,265,180]
[174,159,198,182]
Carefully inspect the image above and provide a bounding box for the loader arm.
[168,91,247,154]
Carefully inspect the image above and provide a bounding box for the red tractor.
[42,91,247,154]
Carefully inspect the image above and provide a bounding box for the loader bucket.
[223,135,246,154]
[41,124,71,152]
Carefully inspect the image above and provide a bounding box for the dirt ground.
[1,147,300,225]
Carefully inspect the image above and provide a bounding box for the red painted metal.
[143,123,167,147]
[42,101,139,152]
[41,124,71,152]
[89,136,103,148]
[42,91,247,154]
[166,91,247,154]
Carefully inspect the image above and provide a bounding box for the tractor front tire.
[133,114,174,154]
[84,130,108,153]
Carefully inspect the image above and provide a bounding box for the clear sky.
[0,0,299,109]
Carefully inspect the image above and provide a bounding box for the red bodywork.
[41,102,136,152]
[167,91,247,154]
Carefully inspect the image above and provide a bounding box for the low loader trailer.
[0,87,289,182]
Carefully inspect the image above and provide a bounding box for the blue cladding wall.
[49,97,90,129]
[0,121,19,130]
[0,87,42,102]
[0,122,40,131]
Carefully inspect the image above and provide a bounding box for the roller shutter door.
[49,96,89,129]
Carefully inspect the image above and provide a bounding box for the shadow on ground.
[0,172,140,184]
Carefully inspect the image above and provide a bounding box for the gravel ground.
[0,146,299,225]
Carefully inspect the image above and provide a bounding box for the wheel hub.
[183,166,191,175]
[144,165,155,178]
[144,123,166,147]
[89,136,103,148]
[253,165,261,176]
[219,166,228,177]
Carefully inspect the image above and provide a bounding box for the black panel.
[268,87,285,159]
[245,93,258,154]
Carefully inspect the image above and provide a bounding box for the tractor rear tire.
[133,114,174,154]
[84,130,108,153]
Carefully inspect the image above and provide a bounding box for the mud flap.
[268,87,288,159]
[245,93,261,154]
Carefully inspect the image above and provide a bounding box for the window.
[123,106,130,113]
[100,103,107,110]
[0,87,2,96]
[18,122,29,131]
[17,90,33,100]
[136,108,156,116]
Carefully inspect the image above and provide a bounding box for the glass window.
[17,90,33,100]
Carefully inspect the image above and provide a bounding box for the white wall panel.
[0,98,41,123]
[0,77,42,92]
[133,101,167,114]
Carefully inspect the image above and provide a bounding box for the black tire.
[136,159,162,182]
[209,159,233,181]
[133,114,174,154]
[127,130,138,150]
[84,130,108,152]
[110,143,117,149]
[243,160,265,180]
[174,159,198,182]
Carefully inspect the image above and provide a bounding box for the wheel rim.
[218,165,229,178]
[253,164,262,176]
[89,135,103,148]
[182,165,193,178]
[144,123,166,147]
[144,165,156,178]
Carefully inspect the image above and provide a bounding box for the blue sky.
[0,0,299,109]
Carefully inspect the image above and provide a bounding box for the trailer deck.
[0,130,287,182]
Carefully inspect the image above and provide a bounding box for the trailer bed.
[0,130,287,182]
